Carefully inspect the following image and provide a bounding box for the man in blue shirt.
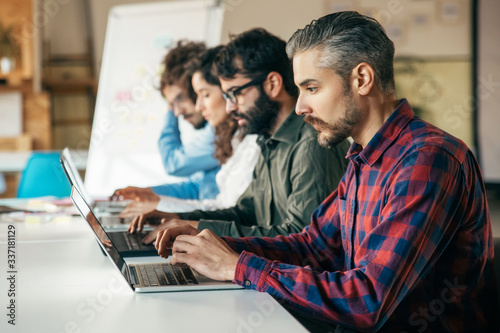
[113,41,220,202]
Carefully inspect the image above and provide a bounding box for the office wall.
[219,0,324,43]
[86,0,325,75]
[40,0,476,149]
[44,0,472,76]
[478,0,500,183]
[41,0,88,55]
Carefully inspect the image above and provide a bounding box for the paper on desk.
[2,211,73,224]
[0,197,78,216]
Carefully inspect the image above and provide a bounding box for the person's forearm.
[151,181,199,200]
[199,219,305,238]
[158,112,219,176]
[177,207,242,225]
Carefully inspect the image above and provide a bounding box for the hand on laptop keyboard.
[127,210,179,234]
[141,219,199,245]
[110,186,160,203]
[156,225,239,282]
[119,201,158,218]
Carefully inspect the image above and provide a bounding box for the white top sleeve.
[156,134,260,213]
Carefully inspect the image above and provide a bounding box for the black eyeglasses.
[222,73,269,105]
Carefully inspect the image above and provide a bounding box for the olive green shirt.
[177,110,350,237]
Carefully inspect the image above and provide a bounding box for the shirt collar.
[258,109,302,146]
[347,98,414,166]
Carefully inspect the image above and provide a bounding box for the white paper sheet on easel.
[0,92,22,137]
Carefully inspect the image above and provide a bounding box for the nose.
[225,99,238,115]
[172,105,183,117]
[194,98,203,113]
[295,94,310,116]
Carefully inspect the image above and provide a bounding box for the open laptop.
[60,149,159,256]
[67,182,159,256]
[60,148,129,216]
[71,186,241,292]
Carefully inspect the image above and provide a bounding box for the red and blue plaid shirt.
[223,99,498,332]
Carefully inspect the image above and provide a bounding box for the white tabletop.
[0,212,307,332]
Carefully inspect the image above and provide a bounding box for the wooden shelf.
[0,80,33,94]
[42,77,97,94]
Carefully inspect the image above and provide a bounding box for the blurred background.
[0,0,498,224]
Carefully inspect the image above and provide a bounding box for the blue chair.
[17,152,71,198]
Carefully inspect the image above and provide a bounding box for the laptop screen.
[61,149,94,205]
[70,186,131,285]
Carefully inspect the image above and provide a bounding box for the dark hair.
[213,115,240,164]
[286,11,395,95]
[193,45,224,86]
[188,46,241,165]
[213,28,298,97]
[160,40,206,102]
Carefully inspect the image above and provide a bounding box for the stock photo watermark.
[56,272,126,333]
[403,277,467,333]
[5,224,17,326]
[9,0,73,45]
[221,0,244,12]
[236,297,275,333]
[443,74,500,129]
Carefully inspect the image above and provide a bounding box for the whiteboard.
[478,0,500,183]
[85,0,223,196]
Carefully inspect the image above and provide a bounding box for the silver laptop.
[71,186,242,292]
[60,148,128,216]
[61,150,159,256]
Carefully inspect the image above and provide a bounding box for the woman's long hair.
[187,46,243,164]
[213,114,239,164]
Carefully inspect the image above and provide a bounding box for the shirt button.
[266,140,276,148]
[244,280,251,287]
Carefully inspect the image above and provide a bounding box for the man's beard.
[304,91,361,149]
[233,86,280,135]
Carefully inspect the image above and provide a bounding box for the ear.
[352,63,375,96]
[263,71,283,99]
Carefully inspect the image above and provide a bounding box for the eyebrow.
[297,78,319,87]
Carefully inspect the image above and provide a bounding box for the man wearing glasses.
[129,28,350,239]
[113,41,220,203]
[156,13,498,332]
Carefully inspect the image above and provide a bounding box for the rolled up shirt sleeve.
[158,111,219,177]
[226,147,475,331]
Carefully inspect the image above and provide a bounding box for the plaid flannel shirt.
[223,99,498,332]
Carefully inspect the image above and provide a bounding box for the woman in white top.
[120,46,260,215]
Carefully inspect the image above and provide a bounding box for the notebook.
[71,186,241,292]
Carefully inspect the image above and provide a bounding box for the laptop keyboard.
[133,264,198,286]
[123,232,141,250]
[110,231,149,251]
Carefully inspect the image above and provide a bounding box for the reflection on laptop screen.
[71,186,129,281]
[61,149,94,204]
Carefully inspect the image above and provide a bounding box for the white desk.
[0,213,307,332]
[0,150,88,173]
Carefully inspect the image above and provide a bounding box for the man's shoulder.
[401,118,470,164]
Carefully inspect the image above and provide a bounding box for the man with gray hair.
[153,12,498,332]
